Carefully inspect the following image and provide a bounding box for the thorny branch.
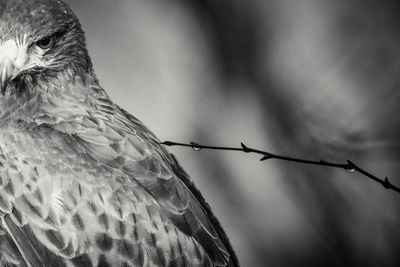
[161,141,400,195]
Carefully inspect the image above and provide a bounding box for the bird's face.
[0,0,94,96]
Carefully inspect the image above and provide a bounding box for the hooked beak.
[0,58,16,95]
[0,40,25,95]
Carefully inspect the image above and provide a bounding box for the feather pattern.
[0,0,238,266]
[0,120,219,266]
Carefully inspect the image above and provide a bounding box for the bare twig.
[161,141,400,195]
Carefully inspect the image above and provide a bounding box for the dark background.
[65,1,400,266]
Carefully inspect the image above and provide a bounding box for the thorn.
[260,155,270,161]
[345,161,356,173]
[241,142,251,153]
[383,177,391,189]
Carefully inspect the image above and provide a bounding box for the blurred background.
[65,0,400,266]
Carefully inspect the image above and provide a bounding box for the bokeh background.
[65,1,400,266]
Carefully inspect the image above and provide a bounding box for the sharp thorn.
[241,142,251,152]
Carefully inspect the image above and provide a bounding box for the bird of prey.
[0,0,238,266]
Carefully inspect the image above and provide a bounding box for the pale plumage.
[0,0,238,266]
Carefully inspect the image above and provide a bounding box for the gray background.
[65,1,400,266]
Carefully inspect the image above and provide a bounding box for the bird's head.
[0,0,95,97]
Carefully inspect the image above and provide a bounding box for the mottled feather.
[0,0,238,266]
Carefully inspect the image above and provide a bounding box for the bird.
[0,0,239,266]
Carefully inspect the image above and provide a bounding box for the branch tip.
[161,141,174,146]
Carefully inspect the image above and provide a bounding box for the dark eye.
[36,36,55,50]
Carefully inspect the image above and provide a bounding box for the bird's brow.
[32,21,73,43]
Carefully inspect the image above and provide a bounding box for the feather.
[0,0,238,266]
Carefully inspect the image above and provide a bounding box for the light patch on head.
[0,34,50,82]
[0,36,28,70]
[0,40,19,62]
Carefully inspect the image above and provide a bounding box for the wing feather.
[0,89,237,266]
[61,97,235,266]
[2,215,64,267]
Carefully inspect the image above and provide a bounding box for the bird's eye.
[36,36,55,50]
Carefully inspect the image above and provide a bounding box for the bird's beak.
[0,40,23,95]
